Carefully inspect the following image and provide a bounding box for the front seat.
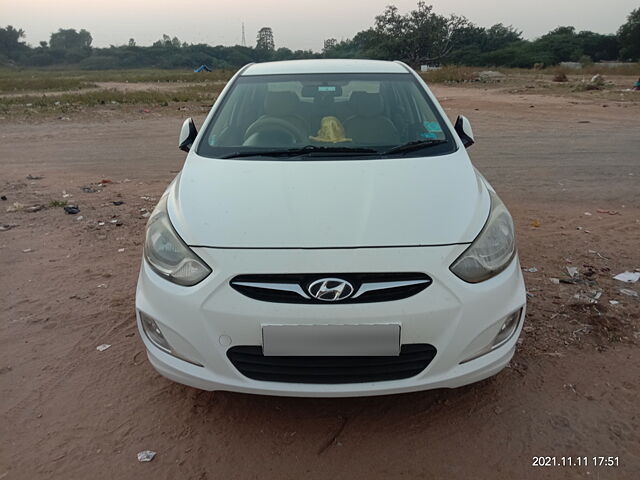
[343,92,400,145]
[244,91,310,145]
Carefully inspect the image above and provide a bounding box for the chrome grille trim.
[231,281,311,299]
[351,279,432,299]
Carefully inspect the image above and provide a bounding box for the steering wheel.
[243,117,308,145]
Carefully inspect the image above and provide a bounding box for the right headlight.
[450,190,516,283]
[144,195,212,286]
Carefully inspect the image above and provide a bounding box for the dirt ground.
[1,83,639,479]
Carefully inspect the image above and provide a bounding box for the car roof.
[241,59,409,76]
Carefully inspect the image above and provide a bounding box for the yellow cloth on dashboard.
[309,116,352,143]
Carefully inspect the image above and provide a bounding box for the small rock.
[63,206,80,215]
[137,450,156,462]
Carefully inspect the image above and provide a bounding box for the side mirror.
[178,118,198,152]
[454,115,474,149]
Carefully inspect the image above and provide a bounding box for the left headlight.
[144,195,211,286]
[450,189,516,283]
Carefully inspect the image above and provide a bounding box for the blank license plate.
[262,324,400,356]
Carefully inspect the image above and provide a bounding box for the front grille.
[226,344,437,384]
[230,272,432,304]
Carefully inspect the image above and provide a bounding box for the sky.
[1,0,637,51]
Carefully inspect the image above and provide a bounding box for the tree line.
[1,3,638,70]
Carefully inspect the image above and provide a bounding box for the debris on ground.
[549,278,560,284]
[531,219,541,228]
[596,209,619,215]
[525,267,538,273]
[573,290,602,304]
[100,179,113,184]
[96,344,111,352]
[137,450,156,462]
[6,202,25,212]
[63,205,80,215]
[118,248,125,253]
[477,71,506,82]
[609,300,620,305]
[0,224,18,231]
[566,266,579,278]
[113,201,125,206]
[26,174,43,180]
[613,271,640,283]
[591,74,606,87]
[619,288,638,298]
[1,195,6,201]
[82,185,100,193]
[22,248,33,253]
[25,205,44,213]
[552,73,568,82]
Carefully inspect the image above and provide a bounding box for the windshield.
[196,73,456,159]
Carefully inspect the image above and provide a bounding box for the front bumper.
[135,245,526,397]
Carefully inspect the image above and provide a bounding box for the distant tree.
[171,36,181,48]
[39,40,48,48]
[153,34,172,47]
[483,24,522,51]
[371,2,470,64]
[128,38,136,47]
[256,27,275,51]
[273,47,293,61]
[0,25,27,59]
[577,31,619,61]
[49,28,92,50]
[535,26,583,63]
[618,7,640,60]
[323,38,337,54]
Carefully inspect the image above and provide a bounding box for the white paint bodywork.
[135,59,527,396]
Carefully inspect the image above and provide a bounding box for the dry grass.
[0,68,234,93]
[0,84,224,113]
[418,64,640,84]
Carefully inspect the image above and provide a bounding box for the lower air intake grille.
[226,344,437,384]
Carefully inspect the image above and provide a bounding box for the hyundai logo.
[307,278,354,301]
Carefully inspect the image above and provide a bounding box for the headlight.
[144,195,211,286]
[450,190,516,283]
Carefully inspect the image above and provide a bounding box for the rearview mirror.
[454,115,474,149]
[178,118,198,152]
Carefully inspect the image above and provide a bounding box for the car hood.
[169,150,490,248]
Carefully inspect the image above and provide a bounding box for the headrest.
[264,91,299,116]
[349,92,384,117]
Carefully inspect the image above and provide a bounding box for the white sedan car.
[136,59,526,397]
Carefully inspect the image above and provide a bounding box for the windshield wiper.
[382,139,447,156]
[220,145,378,159]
